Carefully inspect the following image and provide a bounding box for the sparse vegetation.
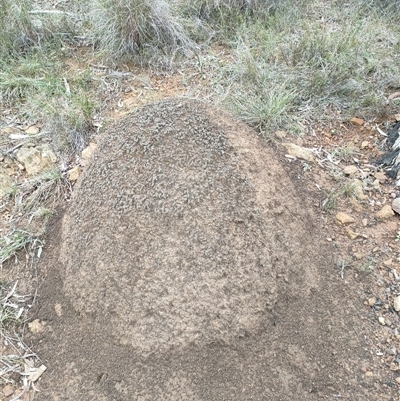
[342,181,359,199]
[0,230,42,265]
[321,189,338,213]
[331,146,357,162]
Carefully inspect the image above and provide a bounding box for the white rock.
[378,316,386,325]
[394,296,400,312]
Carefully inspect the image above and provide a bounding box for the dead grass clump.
[89,0,194,66]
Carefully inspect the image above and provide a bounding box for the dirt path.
[21,99,397,400]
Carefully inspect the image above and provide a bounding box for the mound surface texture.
[34,99,373,400]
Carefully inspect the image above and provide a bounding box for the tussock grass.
[89,0,195,66]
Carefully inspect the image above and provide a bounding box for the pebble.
[343,165,358,176]
[69,166,81,181]
[392,198,400,214]
[335,212,355,224]
[368,297,376,306]
[374,171,387,183]
[396,377,400,384]
[362,218,368,226]
[3,384,14,397]
[24,125,40,135]
[16,144,57,176]
[383,259,392,267]
[82,142,97,160]
[394,296,400,312]
[378,316,386,325]
[350,117,364,125]
[28,319,46,334]
[361,141,369,149]
[376,205,395,219]
[346,229,359,239]
[365,371,374,377]
[274,130,287,139]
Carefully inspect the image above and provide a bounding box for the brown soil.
[28,99,390,400]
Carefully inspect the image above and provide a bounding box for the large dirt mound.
[61,99,311,353]
[33,99,373,400]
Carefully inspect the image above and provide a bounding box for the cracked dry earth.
[21,98,399,400]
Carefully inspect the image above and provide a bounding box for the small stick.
[376,126,388,137]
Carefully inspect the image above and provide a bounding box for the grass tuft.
[89,0,195,66]
[0,230,40,265]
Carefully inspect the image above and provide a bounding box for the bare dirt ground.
[1,69,400,400]
[5,98,398,401]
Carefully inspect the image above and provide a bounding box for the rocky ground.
[1,71,400,399]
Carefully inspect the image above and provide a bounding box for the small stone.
[368,297,376,306]
[349,198,362,212]
[24,125,40,135]
[374,171,387,183]
[395,114,400,122]
[16,144,57,176]
[28,319,46,334]
[69,166,81,181]
[383,259,392,267]
[364,371,374,377]
[82,142,97,160]
[378,316,386,325]
[274,130,287,139]
[346,228,359,239]
[392,198,400,214]
[376,205,395,219]
[396,377,400,384]
[3,384,14,397]
[394,296,400,312]
[343,165,358,176]
[335,212,355,224]
[55,303,63,317]
[362,218,368,227]
[282,143,315,163]
[350,117,364,126]
[361,141,369,149]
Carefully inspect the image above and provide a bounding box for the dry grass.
[89,0,195,66]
